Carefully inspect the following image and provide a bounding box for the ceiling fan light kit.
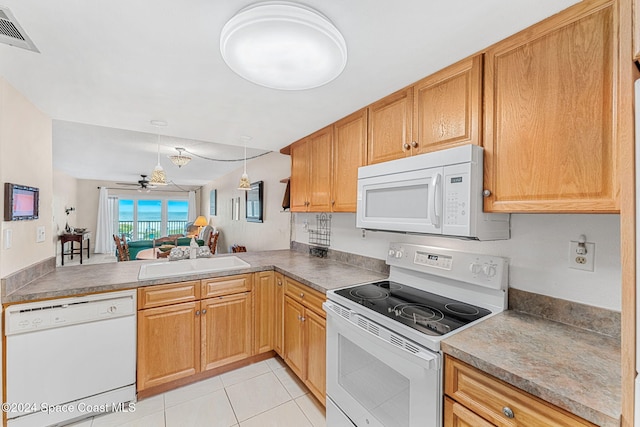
[220,1,347,90]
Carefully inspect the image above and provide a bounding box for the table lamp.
[194,216,208,237]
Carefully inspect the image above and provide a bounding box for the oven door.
[325,302,441,427]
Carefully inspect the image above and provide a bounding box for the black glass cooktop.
[335,280,492,336]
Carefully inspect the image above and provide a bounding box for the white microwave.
[356,145,510,240]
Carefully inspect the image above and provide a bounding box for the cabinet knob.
[411,141,418,148]
[402,142,411,151]
[502,407,514,419]
[277,280,282,286]
[300,316,306,322]
[300,293,304,298]
[482,189,491,197]
[195,310,200,316]
[331,200,335,205]
[202,309,207,314]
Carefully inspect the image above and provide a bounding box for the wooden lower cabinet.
[283,278,326,405]
[445,397,495,427]
[304,308,326,401]
[283,296,306,378]
[444,355,596,427]
[254,271,276,354]
[201,292,253,370]
[137,275,254,392]
[137,301,200,390]
[274,272,284,356]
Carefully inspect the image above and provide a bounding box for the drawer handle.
[502,407,514,419]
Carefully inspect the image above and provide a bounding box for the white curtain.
[94,187,113,253]
[187,191,196,222]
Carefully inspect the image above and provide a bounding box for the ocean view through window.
[118,198,188,240]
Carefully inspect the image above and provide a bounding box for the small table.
[136,248,160,260]
[60,232,90,265]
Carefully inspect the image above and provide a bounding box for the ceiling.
[0,0,579,187]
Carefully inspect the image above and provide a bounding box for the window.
[116,197,189,241]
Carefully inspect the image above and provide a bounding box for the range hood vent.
[0,7,39,53]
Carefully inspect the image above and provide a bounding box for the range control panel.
[386,243,508,291]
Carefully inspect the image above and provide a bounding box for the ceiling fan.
[115,174,156,191]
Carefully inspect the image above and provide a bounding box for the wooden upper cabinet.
[290,126,332,212]
[413,55,482,154]
[634,0,640,61]
[483,0,619,212]
[308,126,333,212]
[290,139,311,212]
[332,108,368,212]
[367,87,413,164]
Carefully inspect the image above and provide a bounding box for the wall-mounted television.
[4,183,39,221]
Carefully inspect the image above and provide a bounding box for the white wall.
[0,77,55,278]
[201,152,291,253]
[293,212,621,311]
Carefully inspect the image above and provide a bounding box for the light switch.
[4,229,12,249]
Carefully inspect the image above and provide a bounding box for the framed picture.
[246,181,263,223]
[209,189,217,215]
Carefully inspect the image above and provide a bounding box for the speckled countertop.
[441,310,620,427]
[2,250,388,304]
[4,250,620,426]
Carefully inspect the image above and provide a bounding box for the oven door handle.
[325,301,439,369]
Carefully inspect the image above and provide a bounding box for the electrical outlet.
[569,240,595,271]
[36,226,45,243]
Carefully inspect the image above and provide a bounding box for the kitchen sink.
[138,256,251,280]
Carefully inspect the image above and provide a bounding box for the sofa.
[127,237,205,260]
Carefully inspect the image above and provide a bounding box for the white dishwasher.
[5,289,137,427]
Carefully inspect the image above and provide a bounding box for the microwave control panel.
[443,170,470,227]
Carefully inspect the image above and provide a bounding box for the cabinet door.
[201,293,253,371]
[484,0,618,212]
[367,87,413,164]
[304,308,326,404]
[137,301,200,390]
[332,109,367,212]
[444,397,495,427]
[274,272,285,356]
[290,139,310,212]
[283,296,306,379]
[254,271,275,354]
[307,126,333,212]
[413,55,482,155]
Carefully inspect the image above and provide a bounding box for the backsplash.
[291,241,389,275]
[1,256,56,297]
[508,288,620,340]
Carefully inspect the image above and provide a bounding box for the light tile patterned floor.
[67,357,326,427]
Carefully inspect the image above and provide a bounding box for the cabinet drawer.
[444,356,596,427]
[201,274,252,298]
[138,281,200,309]
[284,277,325,316]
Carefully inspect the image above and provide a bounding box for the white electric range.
[324,243,508,427]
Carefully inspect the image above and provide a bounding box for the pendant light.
[238,137,251,190]
[149,121,168,186]
[168,147,192,168]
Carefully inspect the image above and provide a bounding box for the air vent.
[0,7,39,53]
[389,335,403,348]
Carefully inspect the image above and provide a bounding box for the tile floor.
[67,357,326,427]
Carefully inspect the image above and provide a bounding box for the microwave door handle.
[430,173,442,228]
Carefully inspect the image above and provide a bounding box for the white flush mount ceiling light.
[220,1,347,90]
